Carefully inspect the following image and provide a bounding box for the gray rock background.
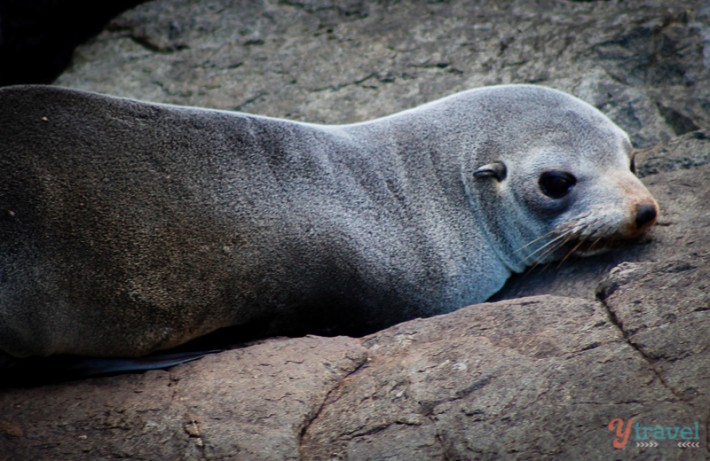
[1,0,709,459]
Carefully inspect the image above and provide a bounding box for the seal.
[0,84,658,359]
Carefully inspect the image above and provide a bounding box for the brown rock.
[302,297,695,460]
[1,337,367,460]
[1,0,708,459]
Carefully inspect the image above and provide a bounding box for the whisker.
[515,206,625,274]
[518,232,567,261]
[520,230,578,276]
[524,231,574,263]
[589,236,604,252]
[513,229,559,254]
[535,233,575,264]
[533,241,570,274]
[557,239,586,268]
[516,209,617,269]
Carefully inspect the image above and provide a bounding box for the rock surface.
[55,0,709,148]
[1,0,709,459]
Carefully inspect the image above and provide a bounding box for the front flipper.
[0,350,217,388]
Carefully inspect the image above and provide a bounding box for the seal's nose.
[635,203,657,230]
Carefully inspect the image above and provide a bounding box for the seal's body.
[0,85,657,358]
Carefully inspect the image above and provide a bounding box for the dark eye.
[630,153,637,175]
[539,171,577,199]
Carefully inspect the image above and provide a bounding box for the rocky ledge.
[1,0,708,459]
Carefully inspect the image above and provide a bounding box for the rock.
[1,336,368,460]
[1,0,709,459]
[301,295,704,460]
[55,0,708,147]
[634,130,710,177]
[597,252,710,410]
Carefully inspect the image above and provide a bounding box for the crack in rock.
[298,350,369,457]
[308,72,378,92]
[595,291,686,403]
[232,91,267,111]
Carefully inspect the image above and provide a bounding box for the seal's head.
[467,85,659,271]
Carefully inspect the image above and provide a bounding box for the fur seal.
[0,84,658,359]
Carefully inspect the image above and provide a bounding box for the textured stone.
[1,337,368,460]
[302,297,696,460]
[1,0,708,459]
[56,0,708,147]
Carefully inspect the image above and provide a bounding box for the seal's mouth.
[562,234,650,258]
[520,211,657,265]
[561,203,658,259]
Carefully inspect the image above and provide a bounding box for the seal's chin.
[564,234,649,258]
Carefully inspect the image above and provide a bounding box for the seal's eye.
[539,171,576,199]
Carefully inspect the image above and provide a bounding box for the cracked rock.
[598,252,710,409]
[0,0,708,459]
[300,297,691,460]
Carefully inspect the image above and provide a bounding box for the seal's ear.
[474,161,507,182]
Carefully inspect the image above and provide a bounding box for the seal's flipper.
[0,350,216,388]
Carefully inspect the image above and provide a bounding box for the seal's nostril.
[635,203,657,229]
